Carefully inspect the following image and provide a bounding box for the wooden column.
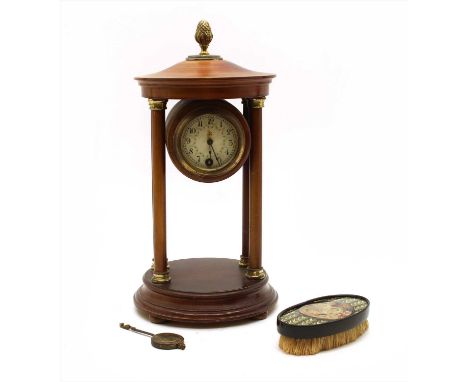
[245,97,266,280]
[148,99,171,283]
[239,99,251,267]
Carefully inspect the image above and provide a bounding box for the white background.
[2,1,468,382]
[60,2,406,381]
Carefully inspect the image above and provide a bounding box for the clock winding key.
[120,323,185,350]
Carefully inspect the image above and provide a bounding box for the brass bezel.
[166,100,251,183]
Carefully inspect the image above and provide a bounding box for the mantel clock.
[133,20,277,324]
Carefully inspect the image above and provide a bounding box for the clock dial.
[166,100,250,183]
[180,114,239,171]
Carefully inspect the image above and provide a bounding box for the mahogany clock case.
[165,99,251,183]
[133,20,277,325]
[134,258,278,324]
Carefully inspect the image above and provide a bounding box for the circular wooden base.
[134,258,278,324]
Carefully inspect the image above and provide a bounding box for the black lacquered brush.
[277,294,369,355]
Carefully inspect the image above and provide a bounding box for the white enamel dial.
[180,113,239,171]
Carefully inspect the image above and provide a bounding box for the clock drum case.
[277,294,370,355]
[165,99,251,183]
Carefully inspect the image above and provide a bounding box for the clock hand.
[211,145,221,166]
[207,138,221,166]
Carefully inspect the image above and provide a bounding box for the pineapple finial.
[195,20,213,56]
[187,20,222,61]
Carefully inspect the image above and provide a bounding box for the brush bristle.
[279,320,369,356]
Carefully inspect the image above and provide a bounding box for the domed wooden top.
[135,20,275,100]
